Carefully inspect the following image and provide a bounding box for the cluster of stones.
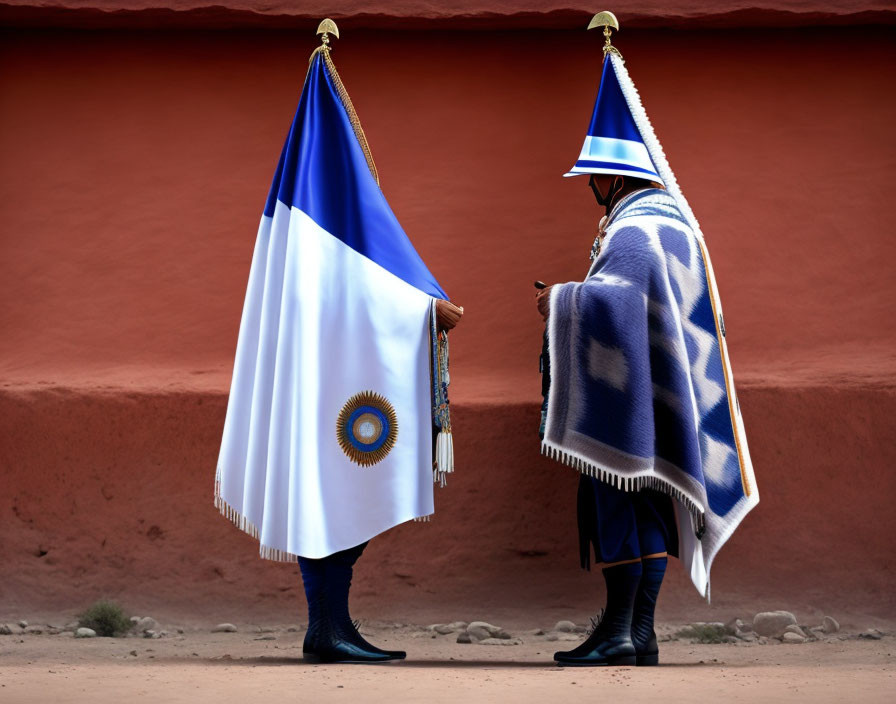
[673,611,887,644]
[0,616,186,639]
[427,621,521,645]
[0,620,86,637]
[427,619,595,646]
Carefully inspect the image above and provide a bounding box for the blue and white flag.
[215,45,447,560]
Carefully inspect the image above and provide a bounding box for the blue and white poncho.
[546,51,758,598]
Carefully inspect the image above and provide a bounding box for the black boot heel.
[608,653,638,666]
[636,652,659,666]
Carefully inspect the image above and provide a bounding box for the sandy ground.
[1,622,893,704]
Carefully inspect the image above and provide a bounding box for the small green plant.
[77,599,131,637]
[675,623,727,644]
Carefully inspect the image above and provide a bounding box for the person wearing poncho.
[535,13,758,667]
[214,22,463,664]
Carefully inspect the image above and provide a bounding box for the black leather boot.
[631,556,666,666]
[302,590,393,663]
[299,544,404,663]
[554,562,641,666]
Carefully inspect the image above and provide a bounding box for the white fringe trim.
[610,54,705,242]
[216,478,440,544]
[213,480,300,563]
[433,429,454,488]
[541,439,706,532]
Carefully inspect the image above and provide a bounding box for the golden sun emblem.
[336,391,398,467]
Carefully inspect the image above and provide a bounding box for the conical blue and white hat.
[564,54,664,185]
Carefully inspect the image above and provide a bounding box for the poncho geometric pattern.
[545,188,758,598]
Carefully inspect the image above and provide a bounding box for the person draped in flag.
[535,12,758,667]
[214,20,463,664]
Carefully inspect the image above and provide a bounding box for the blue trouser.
[297,541,368,627]
[577,475,678,569]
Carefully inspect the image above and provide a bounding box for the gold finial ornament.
[316,18,340,48]
[587,11,622,59]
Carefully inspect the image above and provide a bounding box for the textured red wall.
[1,27,894,622]
[2,28,893,391]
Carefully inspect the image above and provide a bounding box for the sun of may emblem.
[336,391,398,467]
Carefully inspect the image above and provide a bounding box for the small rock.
[466,621,502,642]
[858,629,883,640]
[0,624,17,635]
[456,631,472,644]
[822,616,840,634]
[781,632,806,644]
[724,618,745,636]
[554,620,577,633]
[738,633,758,642]
[429,624,456,635]
[176,628,184,634]
[256,627,277,634]
[24,626,44,635]
[532,628,545,636]
[447,621,468,631]
[18,620,28,628]
[477,637,523,646]
[212,623,237,633]
[254,635,276,641]
[287,627,299,633]
[133,617,158,633]
[75,628,97,638]
[129,650,138,656]
[784,625,807,637]
[753,611,797,637]
[130,616,141,623]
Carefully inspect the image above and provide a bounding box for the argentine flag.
[215,45,447,560]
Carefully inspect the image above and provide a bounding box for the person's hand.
[436,299,464,332]
[535,285,554,322]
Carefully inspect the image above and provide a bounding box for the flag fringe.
[213,479,300,563]
[310,46,380,186]
[610,53,703,242]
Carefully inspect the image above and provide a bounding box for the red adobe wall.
[1,27,894,625]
